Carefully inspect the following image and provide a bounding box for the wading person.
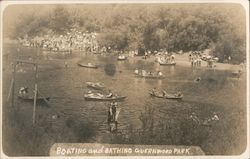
[228,56,231,64]
[108,102,118,132]
[110,102,117,121]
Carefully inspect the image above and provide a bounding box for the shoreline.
[3,42,245,73]
[129,54,245,72]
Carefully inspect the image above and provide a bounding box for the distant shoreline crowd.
[18,29,99,52]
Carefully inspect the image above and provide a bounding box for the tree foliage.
[6,4,246,63]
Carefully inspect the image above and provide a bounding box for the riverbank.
[130,53,245,72]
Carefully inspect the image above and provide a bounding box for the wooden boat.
[84,93,126,101]
[18,95,50,102]
[149,91,183,100]
[135,74,165,79]
[86,82,105,90]
[117,55,127,61]
[78,63,98,68]
[231,70,241,78]
[159,61,176,66]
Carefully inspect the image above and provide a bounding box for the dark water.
[2,44,247,155]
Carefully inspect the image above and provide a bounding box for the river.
[2,44,247,155]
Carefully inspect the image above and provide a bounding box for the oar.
[37,89,50,106]
[7,78,14,102]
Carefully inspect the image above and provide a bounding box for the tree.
[48,6,71,34]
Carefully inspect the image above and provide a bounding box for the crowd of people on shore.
[189,51,202,67]
[155,51,176,64]
[18,29,99,52]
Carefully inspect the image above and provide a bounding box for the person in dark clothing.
[108,102,118,132]
[110,102,117,121]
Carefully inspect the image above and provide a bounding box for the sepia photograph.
[1,1,249,158]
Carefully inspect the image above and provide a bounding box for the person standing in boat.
[171,54,175,63]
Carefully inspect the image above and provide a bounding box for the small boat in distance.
[135,74,165,79]
[134,69,165,79]
[86,82,105,90]
[78,62,98,68]
[149,90,183,100]
[117,55,127,61]
[84,93,126,101]
[159,61,176,66]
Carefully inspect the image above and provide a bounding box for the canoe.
[18,95,50,102]
[135,74,165,79]
[232,71,241,77]
[86,82,105,90]
[149,92,183,99]
[159,62,176,66]
[117,55,127,60]
[84,93,126,101]
[78,63,98,68]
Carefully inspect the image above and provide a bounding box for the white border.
[0,0,249,159]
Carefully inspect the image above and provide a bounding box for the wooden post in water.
[11,62,16,107]
[32,64,38,125]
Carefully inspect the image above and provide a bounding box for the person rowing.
[106,90,113,98]
[151,87,157,96]
[158,71,163,76]
[162,90,167,97]
[19,87,28,95]
[176,91,182,97]
[134,68,139,75]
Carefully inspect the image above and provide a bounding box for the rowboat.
[159,61,176,66]
[18,95,50,102]
[78,63,98,68]
[86,82,105,90]
[231,70,241,78]
[84,93,126,101]
[117,55,127,60]
[149,91,183,100]
[135,74,165,79]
